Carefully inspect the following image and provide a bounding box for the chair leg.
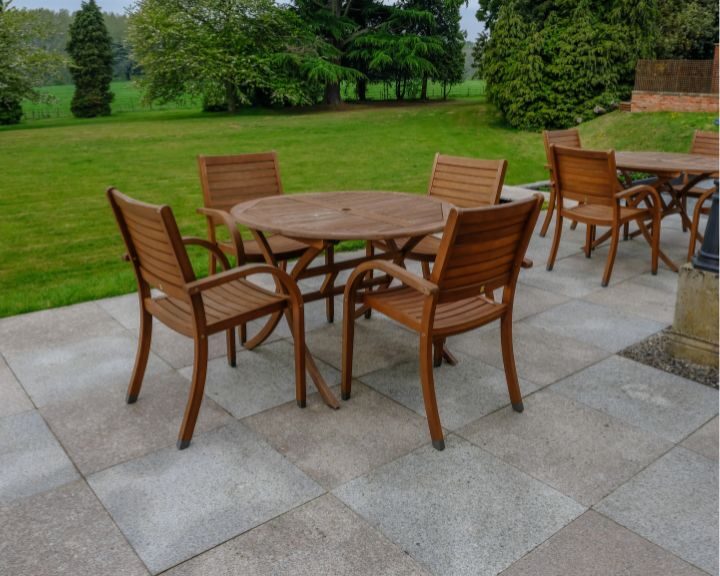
[433,338,443,367]
[177,335,209,449]
[651,213,660,275]
[243,311,283,350]
[420,334,444,450]
[681,194,688,232]
[546,214,563,271]
[364,242,373,319]
[289,308,307,408]
[570,219,578,231]
[601,227,621,287]
[226,328,236,367]
[325,245,335,323]
[341,288,357,401]
[584,225,593,258]
[421,261,431,279]
[539,188,555,238]
[239,323,247,345]
[500,312,523,412]
[126,308,152,404]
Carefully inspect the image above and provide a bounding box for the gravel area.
[619,330,718,389]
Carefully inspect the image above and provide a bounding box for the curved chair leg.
[601,227,620,287]
[177,335,209,449]
[226,328,236,367]
[420,333,444,450]
[539,188,555,237]
[243,311,283,350]
[688,191,713,261]
[325,245,335,323]
[500,312,523,412]
[341,288,357,401]
[546,214,564,271]
[126,308,152,404]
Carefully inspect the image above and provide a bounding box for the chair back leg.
[500,312,524,412]
[226,328,236,367]
[127,307,153,404]
[546,213,564,271]
[539,188,555,237]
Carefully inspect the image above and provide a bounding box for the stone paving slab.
[0,356,33,418]
[334,435,585,576]
[0,480,149,576]
[596,447,719,575]
[306,317,418,376]
[165,494,431,576]
[459,390,672,506]
[361,351,538,431]
[500,510,709,576]
[245,382,429,489]
[41,371,234,475]
[0,410,79,505]
[582,278,677,325]
[180,340,338,420]
[5,333,172,408]
[88,421,323,575]
[551,356,719,443]
[525,300,666,353]
[506,283,571,322]
[451,322,610,387]
[681,416,718,462]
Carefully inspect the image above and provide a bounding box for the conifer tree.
[67,0,113,117]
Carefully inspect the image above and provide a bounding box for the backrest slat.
[550,145,617,206]
[543,129,581,157]
[107,188,195,299]
[431,195,542,303]
[428,154,507,208]
[198,152,283,214]
[691,130,719,157]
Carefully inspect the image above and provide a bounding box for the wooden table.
[231,191,450,408]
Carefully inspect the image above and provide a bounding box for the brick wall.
[630,91,719,112]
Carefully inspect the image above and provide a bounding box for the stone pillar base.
[667,264,719,368]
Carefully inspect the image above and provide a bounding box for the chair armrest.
[615,184,661,209]
[196,207,244,258]
[182,236,232,271]
[347,260,438,297]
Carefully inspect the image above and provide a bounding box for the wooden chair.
[674,130,719,233]
[546,145,662,286]
[108,187,306,450]
[688,187,716,261]
[343,195,543,450]
[197,152,335,348]
[371,154,507,278]
[540,129,582,237]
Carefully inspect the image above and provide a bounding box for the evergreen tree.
[67,0,113,117]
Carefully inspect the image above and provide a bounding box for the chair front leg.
[127,307,152,404]
[601,226,621,287]
[546,213,564,271]
[420,332,444,450]
[500,311,523,412]
[226,328,236,367]
[177,333,209,449]
[341,285,358,401]
[287,304,307,408]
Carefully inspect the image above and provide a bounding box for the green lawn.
[0,99,716,317]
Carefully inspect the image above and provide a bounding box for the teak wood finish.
[546,146,663,286]
[197,152,335,346]
[107,187,306,449]
[342,195,543,449]
[541,129,582,238]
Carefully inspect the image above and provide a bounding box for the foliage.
[0,1,65,124]
[67,0,114,117]
[656,0,719,60]
[129,0,359,110]
[476,0,660,129]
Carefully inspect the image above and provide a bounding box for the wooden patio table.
[614,151,719,271]
[231,191,450,408]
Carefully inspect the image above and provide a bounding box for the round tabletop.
[230,191,450,241]
[615,151,719,175]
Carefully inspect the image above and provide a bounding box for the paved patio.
[1,207,717,575]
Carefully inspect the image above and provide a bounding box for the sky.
[13,0,484,38]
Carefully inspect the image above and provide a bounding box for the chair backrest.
[197,152,283,214]
[691,130,719,157]
[428,154,507,208]
[107,187,195,300]
[431,194,543,303]
[549,145,618,207]
[543,128,581,154]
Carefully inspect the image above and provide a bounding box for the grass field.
[1,98,716,317]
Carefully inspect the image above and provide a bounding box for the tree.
[656,0,718,59]
[67,0,114,117]
[0,1,64,124]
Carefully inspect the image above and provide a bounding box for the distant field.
[23,80,485,121]
[1,98,716,317]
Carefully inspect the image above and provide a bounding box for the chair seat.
[219,234,308,261]
[364,286,506,336]
[563,203,649,224]
[146,279,287,336]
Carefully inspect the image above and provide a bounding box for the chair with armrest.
[540,129,582,238]
[545,145,661,286]
[343,195,543,450]
[108,187,306,449]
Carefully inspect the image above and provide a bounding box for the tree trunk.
[225,82,237,113]
[395,79,402,100]
[421,76,428,100]
[356,78,367,101]
[325,82,341,105]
